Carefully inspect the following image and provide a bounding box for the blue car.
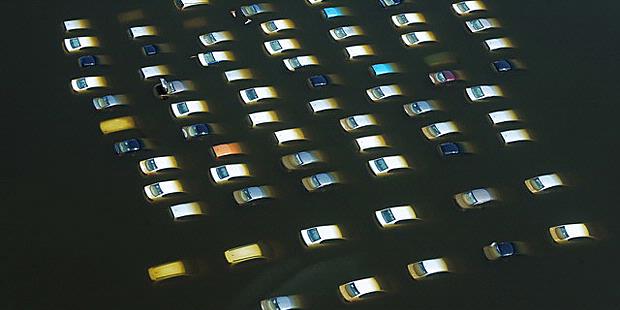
[483,241,518,260]
[78,55,98,68]
[438,142,468,156]
[379,0,402,7]
[143,44,159,56]
[114,138,146,155]
[492,59,516,72]
[308,75,330,88]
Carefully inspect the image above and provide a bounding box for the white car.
[197,51,235,67]
[391,13,426,27]
[301,172,341,192]
[140,65,171,80]
[408,258,449,279]
[260,19,295,34]
[488,109,520,125]
[404,100,441,116]
[264,38,300,55]
[401,31,437,46]
[240,86,278,104]
[308,98,341,113]
[344,45,375,59]
[209,163,251,184]
[233,185,275,205]
[128,26,158,39]
[549,223,595,244]
[524,173,564,193]
[454,188,497,209]
[63,19,91,32]
[169,202,206,220]
[156,79,191,97]
[174,0,209,10]
[240,3,273,17]
[283,55,319,71]
[499,129,533,144]
[64,36,99,53]
[300,225,344,247]
[274,128,308,145]
[329,26,363,41]
[92,95,128,110]
[340,114,378,131]
[199,31,233,46]
[375,205,418,228]
[71,76,108,92]
[139,156,180,175]
[355,135,389,152]
[338,277,385,302]
[452,1,487,15]
[281,150,325,170]
[465,18,500,33]
[485,37,514,51]
[224,69,254,82]
[248,110,281,127]
[144,180,185,201]
[171,100,209,118]
[465,85,503,101]
[421,121,460,140]
[366,85,402,102]
[368,155,410,176]
[260,295,304,310]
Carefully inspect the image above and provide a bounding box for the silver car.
[454,188,497,209]
[233,186,275,205]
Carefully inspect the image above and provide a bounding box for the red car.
[429,70,459,85]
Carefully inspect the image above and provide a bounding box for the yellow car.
[147,260,195,282]
[224,243,269,266]
[99,116,136,134]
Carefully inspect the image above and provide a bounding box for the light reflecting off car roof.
[99,116,137,134]
[170,202,206,220]
[140,65,171,80]
[224,68,253,82]
[274,128,308,145]
[499,129,533,144]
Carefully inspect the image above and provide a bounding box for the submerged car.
[421,121,460,140]
[144,180,185,201]
[338,277,385,302]
[366,85,402,101]
[454,188,497,209]
[408,258,449,280]
[483,241,518,260]
[549,223,595,244]
[210,163,251,184]
[524,173,564,193]
[139,155,179,175]
[368,155,410,176]
[300,224,344,247]
[233,185,275,205]
[281,150,325,170]
[301,172,341,192]
[375,205,418,228]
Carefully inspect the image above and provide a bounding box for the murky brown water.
[8,0,618,309]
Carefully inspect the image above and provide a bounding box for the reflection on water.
[14,0,617,309]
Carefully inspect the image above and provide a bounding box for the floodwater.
[8,1,619,309]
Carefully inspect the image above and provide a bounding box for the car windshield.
[415,263,428,275]
[191,124,209,136]
[555,227,569,239]
[70,38,81,48]
[145,159,158,171]
[464,191,478,205]
[409,102,422,114]
[384,0,399,5]
[265,21,277,32]
[270,40,283,51]
[241,188,253,200]
[246,89,259,100]
[241,4,259,16]
[345,283,360,297]
[216,166,229,179]
[289,57,301,68]
[381,209,396,223]
[532,178,545,190]
[435,72,446,82]
[76,78,88,89]
[428,125,441,136]
[150,184,164,196]
[470,19,484,30]
[471,86,484,98]
[294,152,312,165]
[496,242,515,255]
[371,87,385,99]
[374,158,389,171]
[177,102,189,114]
[307,228,321,242]
[203,33,216,45]
[457,2,470,12]
[347,116,359,128]
[406,33,419,44]
[203,52,216,64]
[395,14,408,25]
[333,27,347,38]
[311,173,332,188]
[93,97,109,108]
